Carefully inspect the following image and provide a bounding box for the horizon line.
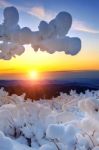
[0,69,99,74]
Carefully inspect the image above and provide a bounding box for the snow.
[0,131,33,150]
[0,6,81,60]
[46,124,65,139]
[0,88,99,149]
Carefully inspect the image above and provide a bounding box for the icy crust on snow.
[0,88,99,149]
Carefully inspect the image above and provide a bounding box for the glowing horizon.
[0,0,99,79]
[0,45,99,77]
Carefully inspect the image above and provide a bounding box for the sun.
[28,71,38,80]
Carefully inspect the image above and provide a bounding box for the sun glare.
[28,71,38,80]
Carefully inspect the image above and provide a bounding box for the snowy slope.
[0,88,99,150]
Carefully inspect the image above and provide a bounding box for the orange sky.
[0,0,99,80]
[0,44,99,76]
[0,30,99,77]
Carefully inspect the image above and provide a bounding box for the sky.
[0,0,99,79]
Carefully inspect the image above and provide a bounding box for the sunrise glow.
[28,71,39,80]
[0,0,99,80]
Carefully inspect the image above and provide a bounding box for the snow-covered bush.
[0,88,99,149]
[0,7,81,60]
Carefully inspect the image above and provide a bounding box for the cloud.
[0,6,81,60]
[72,21,99,34]
[0,0,11,8]
[0,1,55,21]
[0,68,17,73]
[28,6,56,21]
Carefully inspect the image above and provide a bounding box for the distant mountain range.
[0,78,99,88]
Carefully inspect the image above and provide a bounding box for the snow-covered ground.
[0,88,99,150]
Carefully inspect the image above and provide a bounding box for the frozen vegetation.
[0,6,81,60]
[0,88,99,149]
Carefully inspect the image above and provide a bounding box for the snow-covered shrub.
[0,88,99,149]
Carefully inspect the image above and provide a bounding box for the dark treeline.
[0,84,98,100]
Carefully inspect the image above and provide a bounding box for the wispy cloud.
[0,68,18,73]
[0,0,27,13]
[0,0,56,21]
[72,21,99,34]
[0,1,45,20]
[0,0,11,8]
[28,6,56,21]
[0,1,98,34]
